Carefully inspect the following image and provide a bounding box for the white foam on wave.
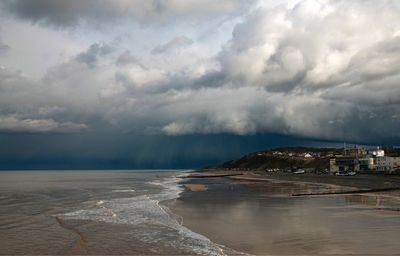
[111,189,136,193]
[61,173,248,255]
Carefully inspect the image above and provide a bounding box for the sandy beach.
[183,183,208,191]
[196,169,400,189]
[172,170,400,255]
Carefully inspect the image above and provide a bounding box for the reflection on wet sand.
[236,179,353,198]
[345,194,381,205]
[174,177,400,255]
[345,193,400,214]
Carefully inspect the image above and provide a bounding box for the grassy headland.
[192,146,400,194]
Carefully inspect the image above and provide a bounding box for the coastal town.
[217,146,400,176]
[191,145,400,199]
[329,146,400,175]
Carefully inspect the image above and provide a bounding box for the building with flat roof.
[330,157,360,174]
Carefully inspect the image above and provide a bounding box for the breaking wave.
[111,189,136,193]
[60,174,246,255]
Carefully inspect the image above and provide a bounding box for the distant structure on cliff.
[329,146,400,174]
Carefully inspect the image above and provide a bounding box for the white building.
[375,156,400,172]
[369,147,385,157]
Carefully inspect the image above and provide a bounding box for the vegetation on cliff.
[216,147,343,171]
[215,146,400,171]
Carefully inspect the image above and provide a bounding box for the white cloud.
[0,115,87,133]
[155,0,400,139]
[221,0,400,91]
[151,36,193,54]
[0,20,83,77]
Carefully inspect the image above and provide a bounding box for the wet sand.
[198,169,400,189]
[172,172,400,255]
[184,184,208,192]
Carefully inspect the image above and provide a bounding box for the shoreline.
[196,168,400,191]
[173,170,400,255]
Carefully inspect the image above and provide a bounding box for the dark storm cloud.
[1,0,244,27]
[1,0,400,144]
[0,132,349,170]
[2,0,88,27]
[2,0,400,169]
[114,68,226,96]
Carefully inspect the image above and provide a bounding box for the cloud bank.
[1,0,400,143]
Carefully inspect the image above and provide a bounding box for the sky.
[0,0,400,169]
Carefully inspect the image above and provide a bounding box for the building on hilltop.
[368,147,385,157]
[304,153,313,158]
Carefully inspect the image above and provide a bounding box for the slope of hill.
[215,147,344,171]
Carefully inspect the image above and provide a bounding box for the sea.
[0,170,241,255]
[2,170,400,255]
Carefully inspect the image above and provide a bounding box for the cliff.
[215,147,344,171]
